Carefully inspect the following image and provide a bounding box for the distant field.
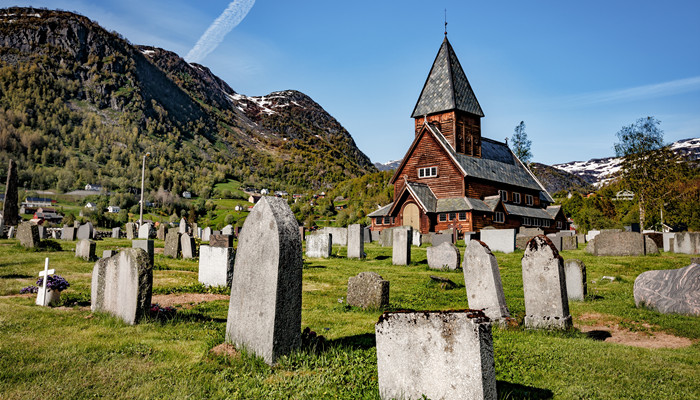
[0,240,697,399]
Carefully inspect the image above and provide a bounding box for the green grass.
[0,240,698,399]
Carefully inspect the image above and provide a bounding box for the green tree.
[511,121,532,164]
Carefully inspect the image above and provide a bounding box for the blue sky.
[4,0,700,165]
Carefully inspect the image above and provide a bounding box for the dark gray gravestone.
[347,224,365,259]
[17,222,39,248]
[225,197,302,365]
[61,227,76,241]
[592,231,645,256]
[375,310,496,400]
[522,235,572,330]
[210,234,233,248]
[463,240,510,324]
[347,272,389,309]
[561,235,578,251]
[2,159,19,226]
[634,263,699,316]
[163,231,181,258]
[91,248,152,325]
[132,240,154,267]
[363,226,372,243]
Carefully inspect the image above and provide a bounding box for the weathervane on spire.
[444,9,448,36]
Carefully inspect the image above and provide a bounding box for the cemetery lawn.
[0,239,698,399]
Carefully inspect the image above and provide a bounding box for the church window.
[459,211,467,221]
[384,216,391,224]
[449,212,456,221]
[439,213,447,222]
[526,194,534,206]
[494,211,505,223]
[513,193,521,204]
[499,190,508,202]
[418,166,438,178]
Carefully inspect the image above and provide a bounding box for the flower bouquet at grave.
[36,275,70,292]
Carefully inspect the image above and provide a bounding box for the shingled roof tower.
[411,37,484,157]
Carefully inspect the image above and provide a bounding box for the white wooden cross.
[38,258,54,306]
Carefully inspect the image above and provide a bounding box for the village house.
[369,36,567,235]
[107,205,121,213]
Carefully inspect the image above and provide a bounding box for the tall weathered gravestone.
[125,223,136,240]
[564,259,587,301]
[225,197,302,365]
[561,235,578,251]
[347,224,365,259]
[91,248,153,325]
[179,218,189,234]
[392,227,411,265]
[156,224,168,240]
[522,235,572,330]
[201,227,212,242]
[375,310,497,400]
[75,239,96,261]
[347,272,389,309]
[306,233,332,258]
[132,240,154,267]
[180,233,196,259]
[163,231,181,258]
[2,160,19,226]
[17,222,39,248]
[198,245,235,287]
[427,242,461,270]
[463,240,511,324]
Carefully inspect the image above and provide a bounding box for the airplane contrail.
[185,0,256,63]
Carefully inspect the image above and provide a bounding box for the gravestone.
[221,224,234,235]
[225,197,302,365]
[234,226,241,238]
[634,263,700,316]
[2,159,19,226]
[392,227,411,265]
[411,229,421,246]
[463,240,510,323]
[375,310,496,400]
[112,227,120,239]
[91,248,153,325]
[299,226,305,242]
[132,240,154,267]
[319,226,348,246]
[427,242,460,270]
[645,236,659,254]
[138,223,151,239]
[363,226,372,243]
[379,228,394,247]
[61,227,76,241]
[102,250,118,258]
[586,230,600,242]
[522,235,572,330]
[125,223,136,240]
[156,224,168,240]
[179,218,189,234]
[590,231,645,256]
[546,233,562,252]
[198,245,235,287]
[197,227,202,239]
[644,232,663,249]
[558,230,575,237]
[347,224,365,259]
[77,223,93,240]
[346,271,389,309]
[564,259,587,301]
[519,227,544,236]
[576,233,586,245]
[180,233,196,259]
[75,239,96,261]
[516,234,535,250]
[192,223,199,238]
[17,222,39,248]
[673,232,700,254]
[163,231,181,258]
[430,233,452,247]
[561,235,578,251]
[35,259,57,307]
[7,226,14,239]
[37,226,46,240]
[306,233,332,258]
[662,232,674,252]
[201,227,212,242]
[210,234,233,248]
[480,228,516,253]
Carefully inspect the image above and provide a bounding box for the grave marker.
[306,233,332,258]
[180,233,196,259]
[17,222,39,248]
[564,259,587,301]
[163,231,181,258]
[392,227,411,265]
[427,242,460,270]
[36,258,56,306]
[463,240,511,324]
[347,224,365,259]
[347,272,389,309]
[199,245,235,287]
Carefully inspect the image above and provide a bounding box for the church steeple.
[412,37,484,157]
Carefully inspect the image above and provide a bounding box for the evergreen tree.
[511,121,532,164]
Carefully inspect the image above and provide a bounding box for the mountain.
[373,159,402,171]
[553,138,700,187]
[0,7,375,195]
[528,163,594,194]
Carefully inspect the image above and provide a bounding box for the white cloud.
[566,76,700,106]
[185,0,256,63]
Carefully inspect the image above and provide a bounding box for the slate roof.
[368,202,393,217]
[545,205,562,218]
[504,203,554,220]
[411,37,484,118]
[436,197,493,213]
[405,182,437,213]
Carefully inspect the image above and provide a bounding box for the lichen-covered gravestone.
[306,233,332,258]
[564,259,587,301]
[132,240,154,267]
[180,233,196,259]
[125,223,136,240]
[76,223,93,240]
[61,227,76,241]
[392,227,411,266]
[17,222,39,248]
[427,242,461,270]
[210,234,233,248]
[634,263,700,316]
[375,310,497,400]
[347,224,365,259]
[347,272,389,309]
[91,248,153,325]
[75,239,96,261]
[225,197,302,365]
[522,235,572,330]
[198,245,235,287]
[463,240,511,324]
[561,235,578,251]
[156,224,168,240]
[163,231,181,258]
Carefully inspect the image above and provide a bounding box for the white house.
[182,191,192,199]
[85,184,102,191]
[85,202,96,209]
[107,205,121,213]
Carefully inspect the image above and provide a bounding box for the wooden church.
[369,36,568,235]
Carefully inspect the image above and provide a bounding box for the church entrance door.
[403,203,420,232]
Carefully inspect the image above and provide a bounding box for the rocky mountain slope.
[0,7,375,194]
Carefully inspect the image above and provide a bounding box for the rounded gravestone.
[634,263,699,316]
[427,242,460,270]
